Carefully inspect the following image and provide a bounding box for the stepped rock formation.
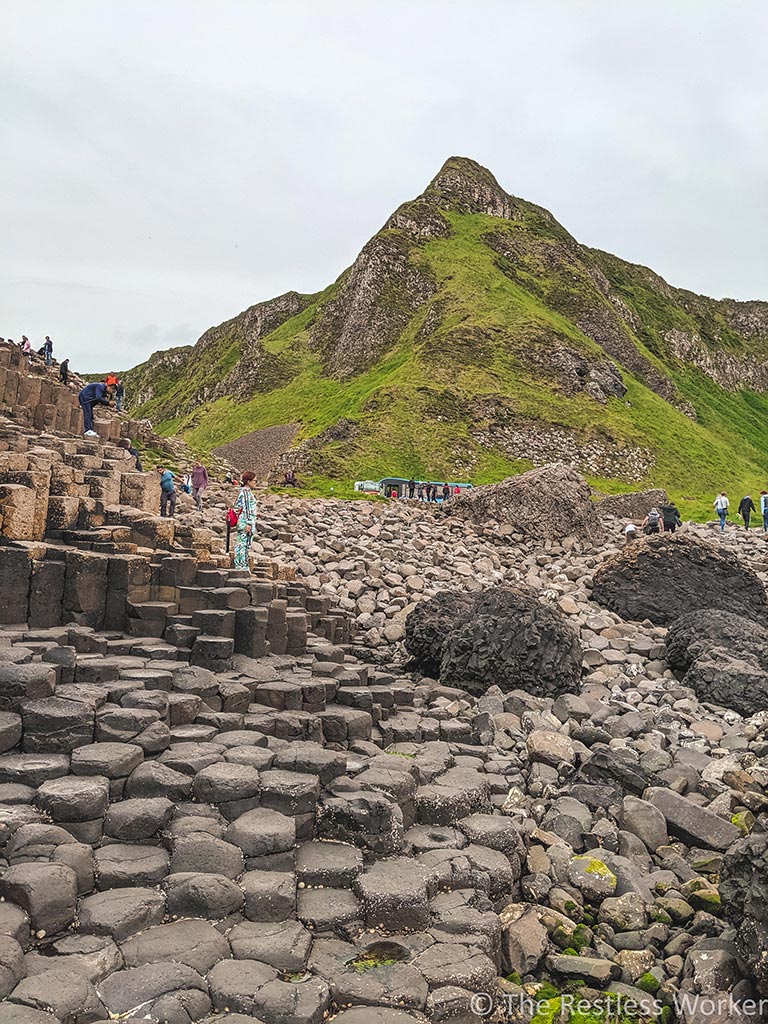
[0,344,767,1015]
[121,156,768,500]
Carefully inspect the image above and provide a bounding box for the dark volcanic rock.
[721,828,768,996]
[403,591,474,677]
[665,609,768,716]
[406,586,582,698]
[591,533,768,625]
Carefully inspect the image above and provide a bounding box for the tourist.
[408,478,416,499]
[181,472,192,495]
[454,485,461,496]
[106,372,119,387]
[624,523,638,543]
[127,440,143,472]
[78,380,112,437]
[661,501,682,534]
[417,483,426,501]
[429,483,438,503]
[641,507,663,535]
[283,469,298,487]
[115,380,125,412]
[158,467,177,517]
[59,358,70,384]
[442,483,451,502]
[233,471,258,570]
[191,459,209,511]
[761,491,768,532]
[21,337,32,362]
[714,491,729,533]
[738,494,756,531]
[43,336,53,366]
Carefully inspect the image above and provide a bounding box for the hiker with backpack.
[158,467,177,518]
[738,494,756,530]
[642,507,663,535]
[661,501,683,534]
[714,491,730,533]
[760,491,768,532]
[231,471,258,571]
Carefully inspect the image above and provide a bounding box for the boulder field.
[1,442,768,1020]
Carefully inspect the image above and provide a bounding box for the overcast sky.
[2,1,767,372]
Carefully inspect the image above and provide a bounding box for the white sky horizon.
[2,1,767,373]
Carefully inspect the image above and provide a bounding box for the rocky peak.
[422,155,521,220]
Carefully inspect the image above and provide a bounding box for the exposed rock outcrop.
[449,464,605,547]
[665,609,768,716]
[721,827,768,996]
[592,533,768,625]
[405,585,582,699]
[596,489,669,520]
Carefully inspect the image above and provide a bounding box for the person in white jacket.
[714,491,729,533]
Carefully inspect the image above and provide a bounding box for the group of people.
[403,479,461,501]
[713,491,768,533]
[3,334,56,366]
[158,460,210,517]
[625,501,683,542]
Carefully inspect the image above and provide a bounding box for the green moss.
[347,952,398,973]
[636,972,661,994]
[732,810,755,835]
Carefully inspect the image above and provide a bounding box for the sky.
[2,1,767,372]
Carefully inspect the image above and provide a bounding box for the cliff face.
[119,157,768,504]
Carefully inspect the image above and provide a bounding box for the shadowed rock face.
[591,532,768,625]
[405,585,582,699]
[665,609,768,716]
[596,489,669,520]
[448,463,605,547]
[721,829,768,996]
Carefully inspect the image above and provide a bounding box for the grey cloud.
[1,0,766,372]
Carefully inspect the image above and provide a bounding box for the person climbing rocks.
[115,380,125,412]
[106,373,119,387]
[127,440,143,472]
[661,501,682,534]
[408,478,416,499]
[43,336,53,366]
[59,358,70,384]
[21,337,31,362]
[641,507,663,535]
[233,471,258,571]
[761,491,768,532]
[191,459,209,512]
[714,491,730,533]
[283,469,298,487]
[738,494,756,530]
[624,522,638,543]
[158,467,177,517]
[78,380,112,437]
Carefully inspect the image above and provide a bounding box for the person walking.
[43,336,53,366]
[761,491,768,532]
[158,467,177,517]
[233,471,258,571]
[78,380,112,437]
[115,380,125,412]
[21,337,32,362]
[408,478,416,499]
[417,483,426,501]
[642,507,663,534]
[714,491,730,533]
[59,358,70,384]
[191,459,209,512]
[441,483,451,502]
[660,501,682,534]
[738,494,756,531]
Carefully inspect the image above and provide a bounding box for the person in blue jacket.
[77,381,113,437]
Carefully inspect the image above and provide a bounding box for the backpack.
[226,507,240,528]
[648,510,660,527]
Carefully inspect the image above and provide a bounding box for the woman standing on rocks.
[233,471,258,571]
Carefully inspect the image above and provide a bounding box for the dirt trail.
[212,422,299,480]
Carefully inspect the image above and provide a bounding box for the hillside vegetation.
[121,157,768,519]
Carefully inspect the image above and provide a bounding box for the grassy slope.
[143,213,768,518]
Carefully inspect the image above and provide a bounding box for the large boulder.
[448,463,604,546]
[721,827,768,996]
[596,488,668,520]
[405,586,582,698]
[591,533,768,626]
[665,610,768,716]
[403,591,474,677]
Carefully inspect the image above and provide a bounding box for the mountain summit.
[122,157,768,512]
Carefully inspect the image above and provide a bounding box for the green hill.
[121,157,768,518]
